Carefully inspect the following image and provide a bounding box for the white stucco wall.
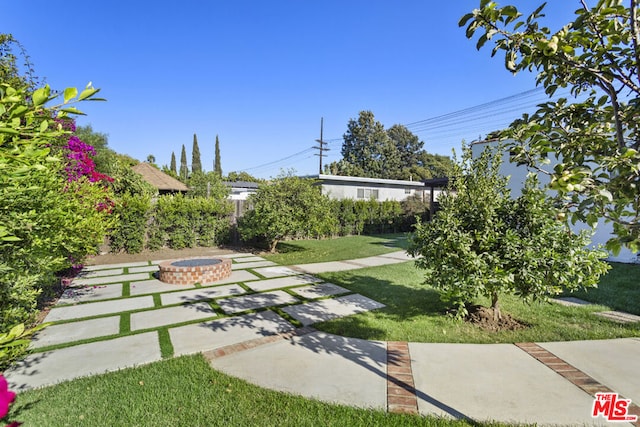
[472,140,638,263]
[317,174,425,202]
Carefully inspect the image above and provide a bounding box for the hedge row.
[110,193,429,254]
[109,193,233,253]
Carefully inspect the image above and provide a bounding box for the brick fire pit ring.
[158,258,232,285]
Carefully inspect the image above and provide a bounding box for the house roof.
[223,181,260,189]
[131,163,189,192]
[315,174,425,188]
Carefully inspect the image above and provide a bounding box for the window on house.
[404,188,412,194]
[357,188,379,200]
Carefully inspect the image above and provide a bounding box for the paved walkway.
[4,250,640,426]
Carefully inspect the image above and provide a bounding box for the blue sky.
[5,1,583,178]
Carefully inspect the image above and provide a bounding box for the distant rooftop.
[131,163,189,192]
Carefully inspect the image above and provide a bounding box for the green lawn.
[262,233,408,265]
[564,262,640,315]
[9,235,638,425]
[9,354,506,427]
[314,262,640,344]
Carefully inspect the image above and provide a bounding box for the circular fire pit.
[158,257,232,285]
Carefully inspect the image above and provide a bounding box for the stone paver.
[78,268,124,278]
[5,332,162,391]
[45,296,155,322]
[129,279,197,296]
[289,282,350,299]
[409,343,607,426]
[245,275,321,292]
[130,302,217,331]
[345,255,407,268]
[252,265,303,278]
[161,284,246,305]
[210,331,387,409]
[30,316,120,349]
[540,339,640,404]
[128,265,160,274]
[553,297,593,307]
[58,284,123,304]
[83,261,150,271]
[215,253,254,259]
[595,311,640,324]
[201,269,261,285]
[233,256,267,263]
[281,294,385,326]
[378,251,413,261]
[232,261,277,270]
[170,311,295,356]
[218,291,299,314]
[72,272,151,287]
[291,261,365,274]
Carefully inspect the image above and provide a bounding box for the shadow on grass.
[318,272,448,321]
[273,242,307,254]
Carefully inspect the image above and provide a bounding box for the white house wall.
[321,182,422,202]
[472,141,637,263]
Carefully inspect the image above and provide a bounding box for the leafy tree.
[0,79,112,329]
[146,154,156,164]
[387,124,423,178]
[170,151,177,175]
[191,133,202,174]
[179,144,188,182]
[408,146,609,320]
[336,112,454,180]
[461,1,640,252]
[0,34,38,90]
[214,134,222,177]
[225,171,262,183]
[238,172,337,252]
[341,111,401,178]
[187,171,229,199]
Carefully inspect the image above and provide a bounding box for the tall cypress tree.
[170,151,177,175]
[179,144,188,181]
[192,133,202,174]
[214,134,222,177]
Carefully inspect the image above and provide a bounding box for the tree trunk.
[269,239,279,253]
[491,292,502,321]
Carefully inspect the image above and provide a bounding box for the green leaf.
[459,13,475,27]
[9,323,25,338]
[60,107,86,116]
[63,87,78,103]
[502,5,519,18]
[32,87,49,107]
[78,86,99,101]
[39,119,49,132]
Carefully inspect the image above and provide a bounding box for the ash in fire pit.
[171,259,221,268]
[158,257,232,285]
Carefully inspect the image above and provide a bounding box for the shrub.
[408,146,610,319]
[110,193,152,253]
[147,194,233,250]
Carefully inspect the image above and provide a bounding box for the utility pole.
[313,117,330,174]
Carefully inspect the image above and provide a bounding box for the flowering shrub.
[0,375,19,426]
[63,136,113,184]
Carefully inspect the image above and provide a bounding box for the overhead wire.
[238,87,571,175]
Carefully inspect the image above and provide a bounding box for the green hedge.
[110,193,233,253]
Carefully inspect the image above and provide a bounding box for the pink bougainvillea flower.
[5,422,23,426]
[0,375,16,419]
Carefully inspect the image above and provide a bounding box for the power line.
[238,87,567,175]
